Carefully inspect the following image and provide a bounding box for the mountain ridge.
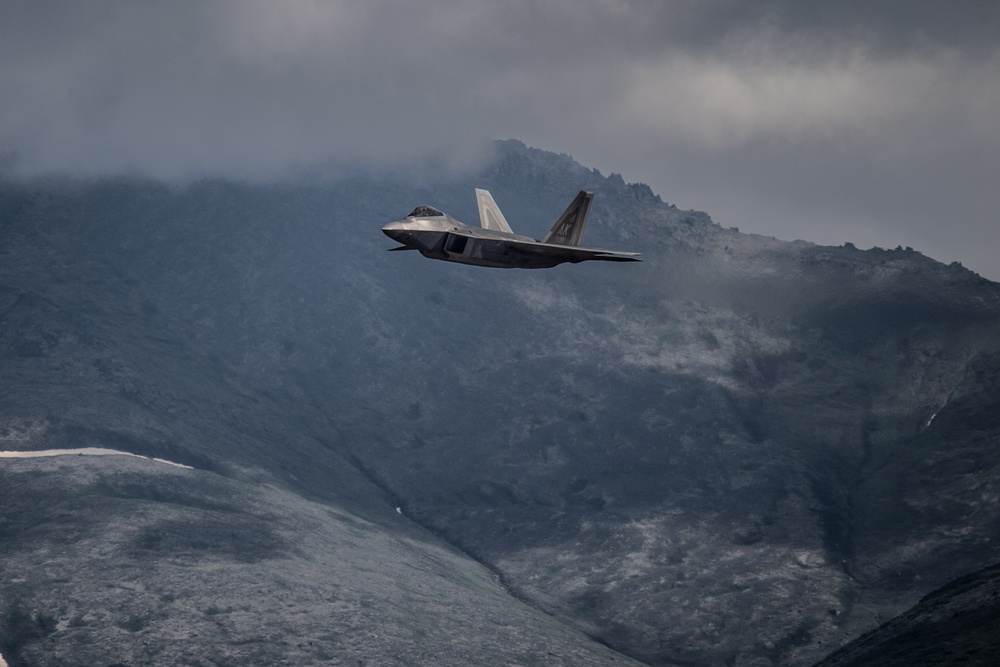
[1,140,999,665]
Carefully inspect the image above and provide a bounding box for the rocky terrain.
[1,140,999,665]
[0,453,638,666]
[814,562,1000,666]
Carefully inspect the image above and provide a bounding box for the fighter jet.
[382,189,641,269]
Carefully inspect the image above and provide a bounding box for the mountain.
[1,140,999,666]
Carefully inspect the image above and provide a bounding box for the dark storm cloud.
[748,0,1000,56]
[2,1,999,278]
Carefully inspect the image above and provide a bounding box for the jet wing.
[434,226,640,267]
[501,237,641,263]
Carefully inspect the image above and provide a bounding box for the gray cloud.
[2,0,999,278]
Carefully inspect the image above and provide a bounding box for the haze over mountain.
[3,1,1000,281]
[1,140,999,666]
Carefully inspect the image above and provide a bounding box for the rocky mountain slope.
[2,140,999,666]
[814,562,1000,666]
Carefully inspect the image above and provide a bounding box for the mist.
[2,0,999,278]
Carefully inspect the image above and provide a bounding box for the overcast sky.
[3,1,999,279]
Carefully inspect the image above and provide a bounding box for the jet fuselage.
[382,215,569,269]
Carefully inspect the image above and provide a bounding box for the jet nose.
[381,220,408,243]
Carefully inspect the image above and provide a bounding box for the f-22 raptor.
[382,189,641,269]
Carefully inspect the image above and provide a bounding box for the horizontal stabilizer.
[388,245,417,252]
[592,253,641,262]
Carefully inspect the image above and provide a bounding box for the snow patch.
[0,447,193,469]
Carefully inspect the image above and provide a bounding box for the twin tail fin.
[475,188,513,233]
[477,188,595,248]
[542,190,593,246]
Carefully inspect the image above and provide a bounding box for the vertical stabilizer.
[475,189,513,233]
[542,190,593,246]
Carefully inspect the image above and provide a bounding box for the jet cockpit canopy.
[407,205,444,218]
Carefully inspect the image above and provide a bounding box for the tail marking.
[542,191,593,246]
